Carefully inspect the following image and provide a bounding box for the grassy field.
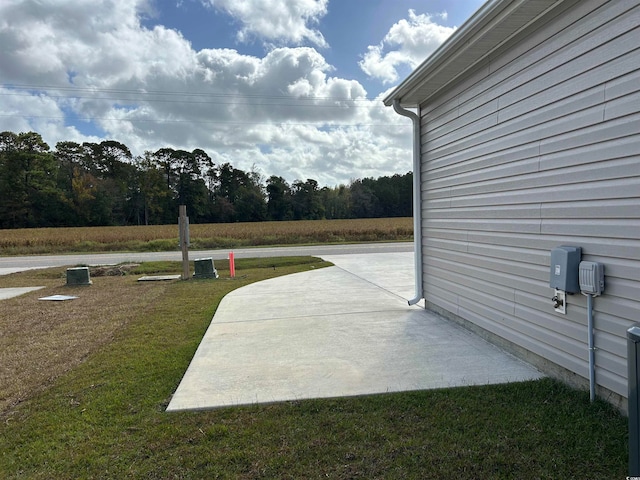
[0,218,413,255]
[0,260,628,479]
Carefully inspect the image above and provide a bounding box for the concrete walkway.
[0,286,45,300]
[167,252,543,411]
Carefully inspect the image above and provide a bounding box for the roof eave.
[383,0,563,107]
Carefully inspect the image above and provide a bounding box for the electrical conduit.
[587,293,596,402]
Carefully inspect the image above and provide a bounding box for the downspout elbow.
[392,100,423,306]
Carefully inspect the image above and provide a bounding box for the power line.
[1,83,387,106]
[1,91,387,109]
[0,113,410,128]
[0,83,411,128]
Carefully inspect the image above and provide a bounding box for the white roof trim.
[383,0,564,107]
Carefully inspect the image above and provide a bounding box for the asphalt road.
[0,242,413,271]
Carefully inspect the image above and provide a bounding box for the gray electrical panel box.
[550,246,582,293]
[579,261,604,296]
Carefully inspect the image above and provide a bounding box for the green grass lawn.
[0,259,628,479]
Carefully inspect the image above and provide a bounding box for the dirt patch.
[0,268,168,417]
[90,263,140,277]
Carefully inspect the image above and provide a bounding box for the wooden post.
[179,205,190,280]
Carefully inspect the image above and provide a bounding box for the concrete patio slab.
[167,253,543,412]
[323,252,422,303]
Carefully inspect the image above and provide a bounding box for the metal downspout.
[393,99,423,306]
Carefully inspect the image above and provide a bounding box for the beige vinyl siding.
[419,0,640,399]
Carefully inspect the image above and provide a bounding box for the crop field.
[0,217,413,255]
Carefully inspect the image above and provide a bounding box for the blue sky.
[0,0,485,186]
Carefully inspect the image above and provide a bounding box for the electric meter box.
[579,261,604,296]
[550,246,582,293]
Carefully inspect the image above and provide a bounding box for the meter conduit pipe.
[579,261,604,403]
[393,100,423,306]
[586,293,596,402]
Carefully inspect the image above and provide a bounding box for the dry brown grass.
[0,267,168,414]
[0,257,327,420]
[0,218,413,255]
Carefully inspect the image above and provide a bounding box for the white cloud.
[0,0,162,86]
[0,0,412,186]
[360,10,455,84]
[0,86,104,146]
[202,0,328,47]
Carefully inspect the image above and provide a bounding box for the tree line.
[0,131,412,229]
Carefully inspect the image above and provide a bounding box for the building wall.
[419,0,640,401]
